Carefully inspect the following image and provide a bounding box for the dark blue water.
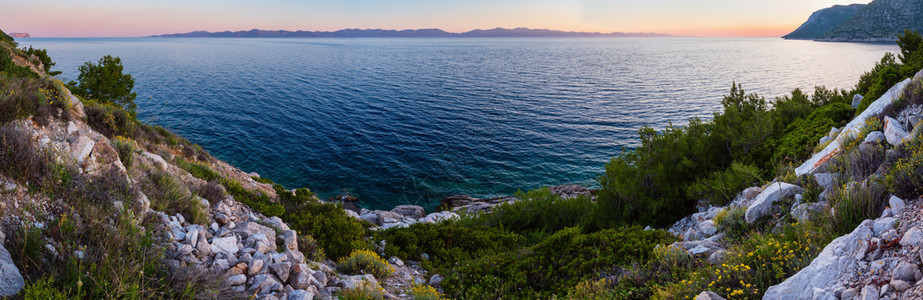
[19,37,898,210]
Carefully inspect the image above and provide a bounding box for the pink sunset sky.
[1,0,866,37]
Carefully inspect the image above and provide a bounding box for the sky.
[1,0,867,38]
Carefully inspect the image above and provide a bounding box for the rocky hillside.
[783,4,865,40]
[784,0,923,42]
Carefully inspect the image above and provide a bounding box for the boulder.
[0,244,24,296]
[249,259,265,276]
[249,274,283,295]
[233,222,277,246]
[263,216,291,232]
[142,151,168,170]
[864,131,885,143]
[694,291,726,300]
[796,78,911,175]
[698,220,717,236]
[69,135,95,162]
[764,220,874,298]
[813,173,839,189]
[227,274,247,286]
[210,236,239,254]
[270,262,292,282]
[852,94,863,109]
[889,195,906,216]
[891,261,920,282]
[885,116,910,146]
[247,233,275,254]
[288,289,315,300]
[891,280,912,292]
[745,182,803,223]
[871,217,897,237]
[791,201,826,223]
[391,205,425,219]
[901,227,923,247]
[339,274,380,290]
[290,264,314,290]
[282,230,298,251]
[860,284,878,300]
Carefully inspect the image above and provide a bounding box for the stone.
[0,244,24,296]
[813,173,839,189]
[860,284,878,300]
[282,230,298,251]
[872,217,897,237]
[891,280,911,292]
[290,264,313,290]
[227,274,247,286]
[901,227,923,247]
[708,250,727,265]
[249,259,265,276]
[391,205,425,219]
[764,220,874,298]
[388,256,404,267]
[891,261,919,282]
[247,233,275,253]
[841,288,858,300]
[69,135,96,162]
[227,262,248,275]
[699,220,717,236]
[263,216,291,231]
[271,262,292,282]
[211,237,239,254]
[311,270,327,287]
[852,94,864,108]
[864,131,885,143]
[885,116,910,146]
[288,289,315,300]
[796,77,911,175]
[233,222,277,246]
[745,182,803,223]
[792,202,827,223]
[195,236,211,258]
[429,274,443,287]
[142,152,168,170]
[693,291,726,300]
[185,228,200,246]
[249,274,283,295]
[211,259,230,272]
[889,195,906,216]
[339,274,379,290]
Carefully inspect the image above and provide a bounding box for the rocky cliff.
[785,0,923,42]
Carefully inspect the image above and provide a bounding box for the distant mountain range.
[9,33,29,38]
[784,0,923,42]
[150,27,672,38]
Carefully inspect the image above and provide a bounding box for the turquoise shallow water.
[18,37,898,210]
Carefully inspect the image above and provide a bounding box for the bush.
[772,102,854,164]
[141,170,209,225]
[84,99,136,138]
[284,202,370,260]
[69,55,137,115]
[23,277,68,300]
[377,222,525,271]
[457,188,599,235]
[337,249,394,279]
[825,180,888,235]
[686,162,763,206]
[888,131,923,198]
[338,280,384,300]
[20,46,61,76]
[714,206,750,241]
[297,234,326,262]
[196,181,227,202]
[110,136,134,169]
[0,125,48,186]
[0,76,70,124]
[442,226,673,298]
[410,283,445,300]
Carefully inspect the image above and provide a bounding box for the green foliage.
[337,249,395,279]
[0,46,38,79]
[888,130,923,199]
[377,222,524,271]
[687,162,763,206]
[297,234,326,262]
[410,283,446,300]
[174,157,221,182]
[83,98,137,138]
[0,75,71,124]
[442,226,673,299]
[69,55,137,115]
[772,102,854,164]
[855,30,923,113]
[458,188,599,235]
[110,136,134,169]
[20,46,61,76]
[284,201,371,260]
[825,180,888,235]
[338,280,384,300]
[714,206,750,241]
[141,170,209,225]
[0,29,16,47]
[23,277,69,300]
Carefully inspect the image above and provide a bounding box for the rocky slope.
[783,4,865,40]
[784,0,923,42]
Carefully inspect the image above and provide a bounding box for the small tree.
[70,55,137,115]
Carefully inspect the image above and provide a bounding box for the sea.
[17,37,899,210]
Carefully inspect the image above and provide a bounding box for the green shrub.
[410,283,446,300]
[442,226,673,298]
[772,102,854,164]
[297,234,326,262]
[0,75,71,124]
[141,170,209,225]
[20,46,61,76]
[0,46,39,79]
[337,249,394,278]
[338,280,384,300]
[23,277,69,300]
[686,162,763,206]
[69,55,137,115]
[284,201,369,260]
[83,99,136,138]
[110,136,134,169]
[888,131,923,198]
[377,222,524,271]
[714,206,750,241]
[457,188,599,235]
[825,180,888,235]
[174,157,221,182]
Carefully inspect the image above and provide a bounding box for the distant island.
[9,33,29,38]
[150,27,672,38]
[784,0,922,42]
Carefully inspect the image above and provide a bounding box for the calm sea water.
[19,37,898,210]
